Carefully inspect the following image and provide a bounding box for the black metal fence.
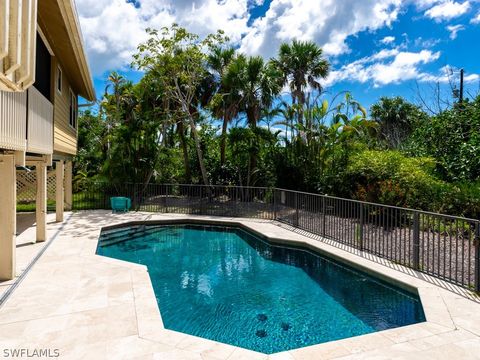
[74,182,480,292]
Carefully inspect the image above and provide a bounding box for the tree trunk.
[177,121,192,183]
[246,108,258,187]
[294,81,305,128]
[220,115,228,166]
[188,117,210,186]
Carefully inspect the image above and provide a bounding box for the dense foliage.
[75,25,480,218]
[407,98,480,182]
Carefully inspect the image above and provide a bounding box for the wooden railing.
[0,86,53,154]
[0,90,27,151]
[27,86,53,154]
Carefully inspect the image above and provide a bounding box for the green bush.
[344,150,480,218]
[346,150,446,210]
[407,97,480,182]
[440,182,480,219]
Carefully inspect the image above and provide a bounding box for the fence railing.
[74,182,480,292]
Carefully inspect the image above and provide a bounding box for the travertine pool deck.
[0,210,480,359]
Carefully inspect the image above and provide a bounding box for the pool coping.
[96,216,458,358]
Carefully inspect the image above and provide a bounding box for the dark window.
[34,33,51,100]
[57,67,62,93]
[69,90,77,129]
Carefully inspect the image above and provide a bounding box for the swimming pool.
[97,223,425,354]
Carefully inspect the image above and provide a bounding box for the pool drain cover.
[256,330,267,338]
[257,314,268,321]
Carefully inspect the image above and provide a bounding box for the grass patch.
[17,200,56,212]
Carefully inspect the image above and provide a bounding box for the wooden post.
[0,154,16,280]
[36,162,47,242]
[64,160,72,211]
[55,160,64,222]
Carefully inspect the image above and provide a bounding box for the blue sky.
[77,0,480,111]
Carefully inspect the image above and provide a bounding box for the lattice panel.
[16,169,57,203]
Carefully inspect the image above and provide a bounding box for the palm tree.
[272,40,330,127]
[224,55,283,185]
[105,72,126,124]
[207,46,236,165]
[370,96,425,149]
[225,55,282,127]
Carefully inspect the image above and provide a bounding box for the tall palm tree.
[207,46,236,165]
[105,72,126,124]
[224,55,283,185]
[272,40,330,127]
[225,55,282,127]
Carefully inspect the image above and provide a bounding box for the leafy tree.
[370,96,427,149]
[408,96,480,182]
[133,24,227,186]
[75,109,107,184]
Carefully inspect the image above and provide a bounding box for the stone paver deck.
[0,213,62,300]
[0,210,479,359]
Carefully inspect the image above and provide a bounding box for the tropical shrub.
[407,97,480,182]
[346,150,446,210]
[370,97,427,149]
[440,182,480,219]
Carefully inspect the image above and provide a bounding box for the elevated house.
[0,0,95,279]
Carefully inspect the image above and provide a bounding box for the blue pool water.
[97,224,425,354]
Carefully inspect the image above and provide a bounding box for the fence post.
[132,183,137,211]
[200,186,205,215]
[359,203,364,251]
[294,192,299,227]
[413,212,420,270]
[475,222,480,293]
[165,185,169,213]
[273,189,277,221]
[103,183,108,210]
[322,196,326,236]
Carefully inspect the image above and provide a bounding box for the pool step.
[101,226,140,237]
[98,225,173,247]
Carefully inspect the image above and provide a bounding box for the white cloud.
[446,24,465,39]
[76,0,406,77]
[413,37,441,48]
[239,0,402,59]
[424,1,470,21]
[76,0,252,75]
[471,12,480,23]
[419,65,479,82]
[325,49,441,87]
[380,36,396,44]
[75,0,471,85]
